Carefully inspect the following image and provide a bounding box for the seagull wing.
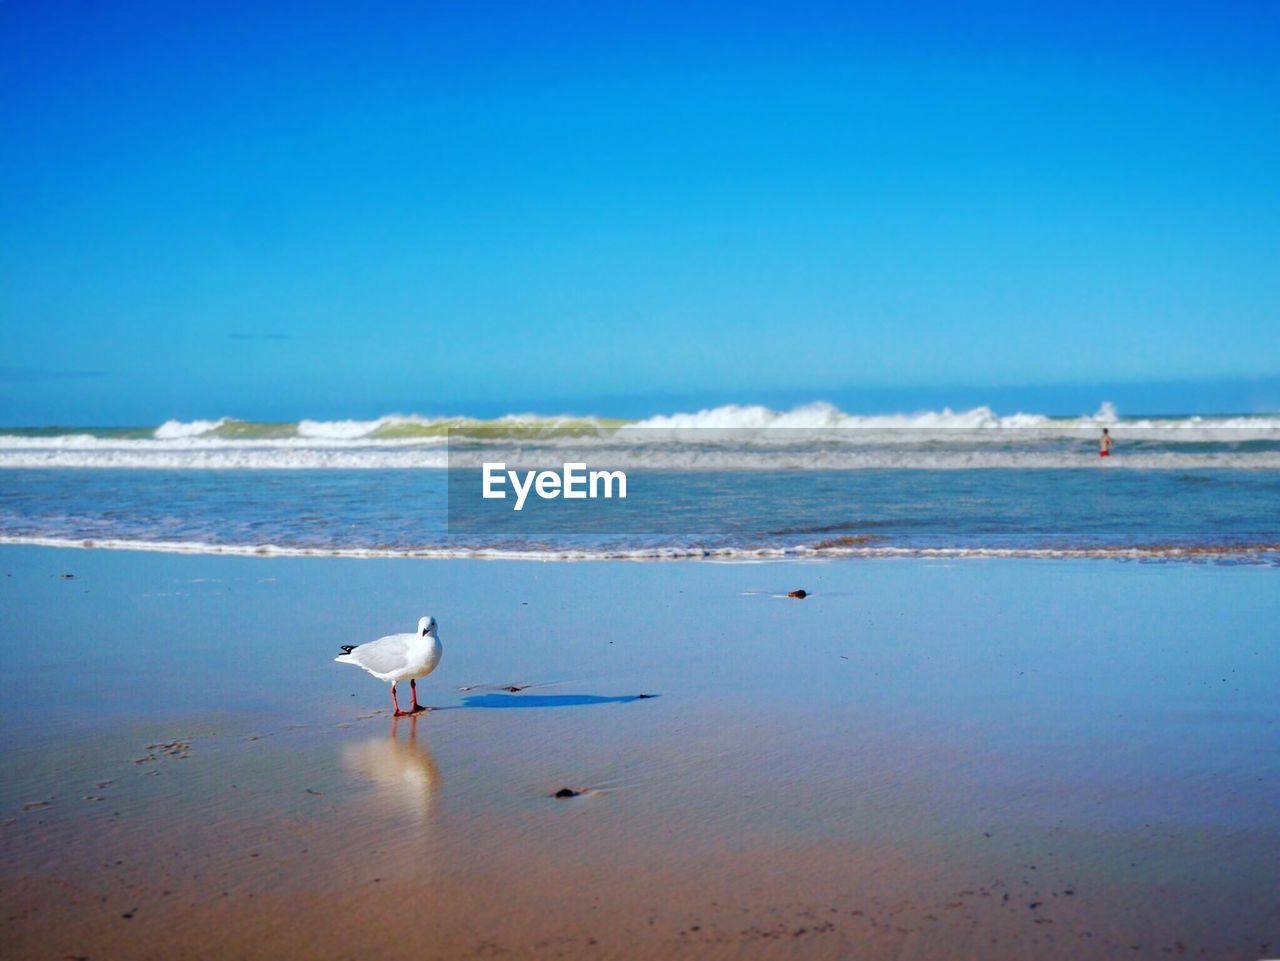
[350,634,412,676]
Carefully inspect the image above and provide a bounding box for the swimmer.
[1099,428,1113,457]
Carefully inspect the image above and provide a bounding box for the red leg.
[410,678,429,713]
[391,682,409,717]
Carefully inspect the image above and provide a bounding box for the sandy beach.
[7,0,1280,956]
[0,545,1275,960]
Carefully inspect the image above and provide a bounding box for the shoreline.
[3,534,1279,562]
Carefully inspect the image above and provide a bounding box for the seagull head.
[418,616,438,637]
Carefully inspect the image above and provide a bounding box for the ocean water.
[2,403,1279,560]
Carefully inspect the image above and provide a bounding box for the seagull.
[335,616,443,716]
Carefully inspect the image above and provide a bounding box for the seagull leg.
[410,678,430,713]
[391,683,410,717]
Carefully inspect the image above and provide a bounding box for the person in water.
[1099,428,1114,457]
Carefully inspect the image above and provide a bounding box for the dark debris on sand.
[787,589,808,599]
[553,787,582,799]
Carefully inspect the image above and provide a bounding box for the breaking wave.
[2,403,1279,469]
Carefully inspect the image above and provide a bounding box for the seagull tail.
[334,645,359,664]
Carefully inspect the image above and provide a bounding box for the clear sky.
[2,1,1278,424]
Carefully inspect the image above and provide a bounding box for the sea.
[2,402,1279,562]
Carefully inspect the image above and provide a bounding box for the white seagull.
[335,616,443,716]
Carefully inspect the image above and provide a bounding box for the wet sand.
[1,546,1278,959]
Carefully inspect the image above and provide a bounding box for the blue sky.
[2,1,1278,423]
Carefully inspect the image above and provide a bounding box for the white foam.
[629,403,1056,430]
[153,417,229,439]
[5,443,1280,470]
[2,535,1275,563]
[0,445,450,469]
[295,416,409,439]
[1093,401,1119,423]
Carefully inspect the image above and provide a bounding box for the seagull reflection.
[341,715,441,822]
